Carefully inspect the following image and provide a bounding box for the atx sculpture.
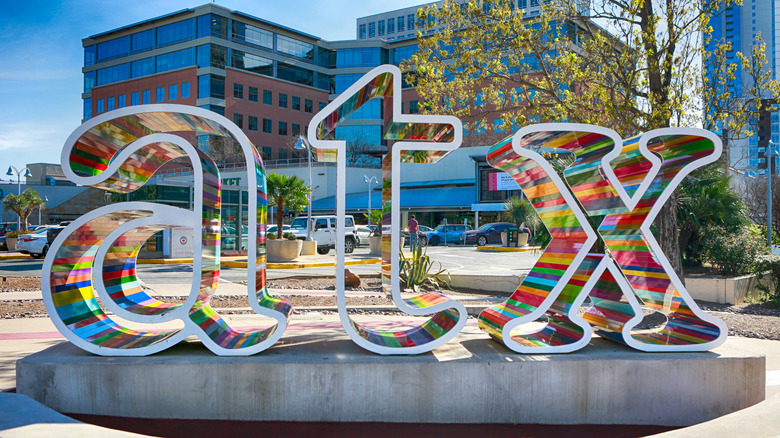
[42,65,726,356]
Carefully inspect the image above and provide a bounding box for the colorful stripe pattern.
[478,134,595,352]
[309,64,467,354]
[478,125,726,353]
[43,106,291,356]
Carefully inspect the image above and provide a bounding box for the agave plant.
[399,243,450,292]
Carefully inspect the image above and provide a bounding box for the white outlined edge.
[308,65,468,355]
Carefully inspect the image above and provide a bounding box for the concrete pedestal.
[16,330,764,426]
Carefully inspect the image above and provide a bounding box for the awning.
[311,186,475,212]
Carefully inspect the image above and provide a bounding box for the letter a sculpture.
[42,106,291,356]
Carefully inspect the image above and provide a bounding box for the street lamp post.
[363,175,378,227]
[6,165,32,229]
[294,135,313,240]
[38,196,48,226]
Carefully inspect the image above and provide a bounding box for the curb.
[138,257,382,269]
[476,245,541,252]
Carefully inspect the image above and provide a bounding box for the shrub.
[283,232,297,240]
[399,243,450,292]
[5,230,26,238]
[700,225,769,277]
[267,233,276,240]
[754,254,780,305]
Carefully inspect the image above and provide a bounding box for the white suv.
[289,215,358,255]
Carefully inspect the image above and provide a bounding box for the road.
[0,245,540,283]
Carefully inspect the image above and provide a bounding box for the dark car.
[0,222,26,251]
[460,222,526,246]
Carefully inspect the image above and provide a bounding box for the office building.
[706,0,780,173]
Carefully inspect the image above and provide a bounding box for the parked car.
[402,225,433,246]
[0,222,31,251]
[355,226,374,245]
[421,224,473,246]
[266,225,291,236]
[289,215,358,254]
[461,222,525,246]
[16,228,62,258]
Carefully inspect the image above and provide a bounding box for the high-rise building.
[706,0,780,174]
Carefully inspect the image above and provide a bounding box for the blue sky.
[0,0,426,178]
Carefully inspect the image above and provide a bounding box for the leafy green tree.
[676,165,748,266]
[404,0,778,276]
[265,173,311,239]
[2,188,45,231]
[503,197,539,230]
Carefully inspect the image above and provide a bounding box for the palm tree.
[503,197,540,232]
[266,173,312,239]
[2,188,45,231]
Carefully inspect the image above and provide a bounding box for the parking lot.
[0,244,539,282]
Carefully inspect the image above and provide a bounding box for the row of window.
[85,82,191,118]
[359,14,416,40]
[86,14,326,67]
[231,83,317,113]
[231,113,305,137]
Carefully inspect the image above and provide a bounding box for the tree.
[265,173,311,239]
[676,164,748,266]
[3,188,45,231]
[404,0,777,276]
[503,196,540,230]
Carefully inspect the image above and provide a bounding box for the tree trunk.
[656,200,684,285]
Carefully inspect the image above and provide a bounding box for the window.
[233,83,244,99]
[292,96,301,111]
[96,99,104,114]
[197,44,228,69]
[248,86,258,102]
[231,50,272,76]
[107,96,115,111]
[359,24,366,39]
[292,123,301,135]
[83,71,95,93]
[368,22,376,38]
[263,90,272,105]
[197,75,225,99]
[262,118,272,133]
[304,99,313,113]
[156,87,165,102]
[232,21,274,50]
[196,14,228,39]
[279,149,287,160]
[131,29,155,53]
[96,36,130,62]
[156,18,195,47]
[117,95,126,108]
[279,121,288,136]
[277,62,314,86]
[96,63,130,86]
[378,20,385,36]
[248,116,258,131]
[156,48,195,73]
[387,18,395,34]
[279,93,288,108]
[142,90,151,104]
[276,35,315,62]
[84,45,96,66]
[408,14,415,30]
[233,113,243,129]
[397,16,405,32]
[131,57,155,78]
[319,102,326,110]
[131,92,139,106]
[181,82,190,98]
[83,98,92,119]
[409,100,419,114]
[169,84,178,100]
[262,147,272,159]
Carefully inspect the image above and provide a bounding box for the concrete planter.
[6,237,18,252]
[684,272,773,305]
[300,240,317,256]
[266,239,302,262]
[369,236,382,256]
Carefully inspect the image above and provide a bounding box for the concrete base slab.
[16,325,765,427]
